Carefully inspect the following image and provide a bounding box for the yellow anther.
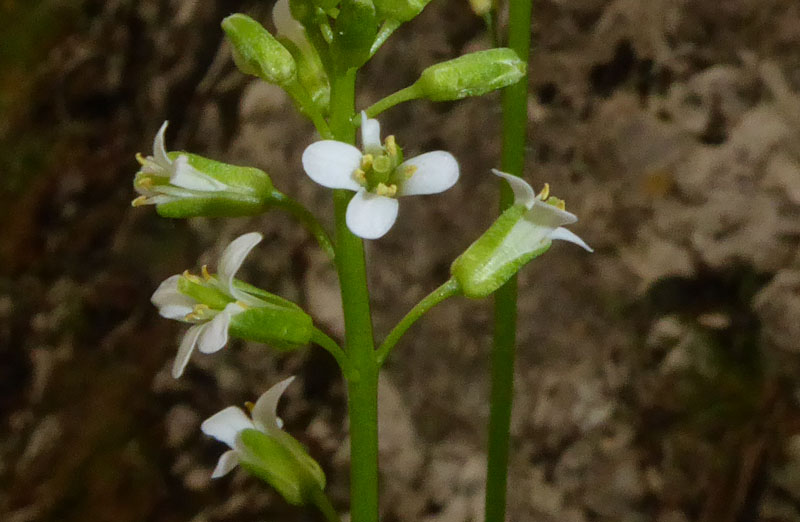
[554,200,566,211]
[385,135,397,156]
[375,183,397,197]
[182,270,201,283]
[538,183,550,200]
[354,169,367,184]
[201,264,212,281]
[361,154,373,170]
[135,176,154,190]
[244,401,255,412]
[135,152,147,166]
[235,300,250,309]
[131,196,149,207]
[403,165,418,179]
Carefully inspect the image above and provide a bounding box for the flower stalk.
[484,0,534,520]
[329,69,380,522]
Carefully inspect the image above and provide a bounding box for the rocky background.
[2,0,800,521]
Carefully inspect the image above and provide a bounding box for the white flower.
[151,232,264,378]
[302,112,459,239]
[133,121,229,206]
[491,169,593,256]
[451,170,592,298]
[201,376,295,478]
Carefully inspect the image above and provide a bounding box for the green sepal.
[232,280,304,312]
[414,48,526,101]
[237,429,306,505]
[149,153,277,218]
[229,305,314,351]
[374,0,432,22]
[450,204,551,298]
[278,37,331,113]
[221,14,296,86]
[177,277,233,310]
[333,0,377,69]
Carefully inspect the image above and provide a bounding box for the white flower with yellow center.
[302,112,459,239]
[151,232,264,377]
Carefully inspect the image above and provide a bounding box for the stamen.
[538,183,550,200]
[201,264,212,281]
[182,270,202,283]
[385,135,397,156]
[375,183,397,197]
[403,165,418,179]
[354,168,367,184]
[131,196,149,207]
[235,300,250,309]
[244,401,255,413]
[135,152,148,166]
[135,176,154,189]
[361,154,374,170]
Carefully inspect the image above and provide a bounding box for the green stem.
[311,488,341,522]
[369,19,402,57]
[270,191,336,260]
[484,0,533,520]
[312,328,355,379]
[363,84,422,119]
[376,279,460,367]
[285,79,333,139]
[329,68,380,522]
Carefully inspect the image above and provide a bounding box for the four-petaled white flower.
[201,376,296,478]
[491,169,593,255]
[133,121,229,206]
[302,112,459,239]
[151,232,264,378]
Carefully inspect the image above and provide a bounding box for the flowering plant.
[131,0,588,521]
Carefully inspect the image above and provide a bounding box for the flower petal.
[398,151,459,196]
[361,112,382,151]
[170,155,229,192]
[201,406,255,447]
[218,232,263,295]
[346,189,399,239]
[526,199,578,228]
[550,227,593,252]
[152,274,196,319]
[251,376,296,432]
[272,0,307,49]
[197,304,239,354]
[172,323,204,378]
[302,141,363,190]
[211,449,240,478]
[491,169,536,209]
[153,121,171,167]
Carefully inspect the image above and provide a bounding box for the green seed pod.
[374,0,432,22]
[414,48,526,101]
[221,14,296,86]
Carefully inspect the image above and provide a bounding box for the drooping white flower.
[151,232,263,377]
[302,112,459,239]
[133,121,230,206]
[200,377,327,505]
[490,169,593,255]
[201,376,296,478]
[451,170,592,298]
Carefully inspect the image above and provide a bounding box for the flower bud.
[221,14,296,86]
[414,48,526,101]
[333,0,377,69]
[236,428,326,505]
[375,0,432,22]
